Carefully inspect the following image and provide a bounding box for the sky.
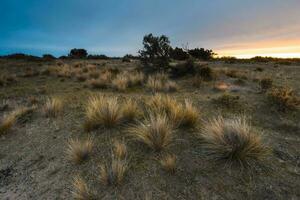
[1,0,300,58]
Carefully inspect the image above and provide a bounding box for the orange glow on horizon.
[215,39,300,58]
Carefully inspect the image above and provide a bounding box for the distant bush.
[139,33,171,71]
[170,58,197,78]
[42,54,56,60]
[259,78,273,92]
[170,47,189,60]
[2,53,41,61]
[69,48,88,59]
[188,48,215,61]
[87,54,109,59]
[198,65,214,81]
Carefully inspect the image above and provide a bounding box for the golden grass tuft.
[67,138,93,164]
[0,106,35,135]
[128,71,145,86]
[43,97,64,117]
[112,74,129,91]
[267,86,299,112]
[121,98,142,122]
[84,95,122,131]
[129,114,174,151]
[199,116,269,167]
[146,94,199,128]
[146,74,178,93]
[99,158,128,186]
[113,140,127,160]
[160,154,177,174]
[72,176,92,200]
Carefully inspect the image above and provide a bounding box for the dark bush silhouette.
[170,47,189,60]
[43,54,56,60]
[69,48,88,59]
[170,58,197,78]
[87,54,109,59]
[2,53,40,61]
[139,33,171,71]
[188,48,214,60]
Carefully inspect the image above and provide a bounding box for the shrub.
[139,33,171,70]
[170,47,189,60]
[260,78,273,92]
[199,116,269,167]
[72,176,92,200]
[160,154,176,174]
[188,48,215,60]
[198,66,214,81]
[267,86,300,112]
[84,95,122,131]
[67,138,93,164]
[43,97,64,117]
[129,114,174,151]
[192,75,203,88]
[69,48,88,59]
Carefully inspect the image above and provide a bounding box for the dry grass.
[72,176,92,200]
[129,114,174,151]
[160,154,177,174]
[128,71,145,86]
[84,95,122,131]
[0,107,35,135]
[121,98,142,122]
[212,93,241,110]
[199,116,269,167]
[43,97,64,117]
[113,140,127,160]
[146,74,178,92]
[99,158,128,186]
[66,138,93,164]
[112,74,129,91]
[267,86,300,112]
[260,77,273,92]
[146,95,199,128]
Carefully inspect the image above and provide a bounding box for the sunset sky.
[1,0,300,58]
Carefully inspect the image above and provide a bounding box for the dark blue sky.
[1,0,299,57]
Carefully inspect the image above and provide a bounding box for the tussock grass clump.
[112,74,129,91]
[260,77,273,92]
[199,116,269,167]
[146,74,178,92]
[160,154,176,174]
[113,140,127,160]
[192,75,203,88]
[128,71,144,86]
[84,95,122,131]
[198,66,214,81]
[267,86,299,112]
[146,94,199,128]
[72,176,92,200]
[67,138,93,164]
[99,159,128,186]
[43,97,64,117]
[121,99,142,122]
[129,114,174,151]
[0,107,35,135]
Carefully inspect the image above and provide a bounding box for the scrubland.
[0,58,299,199]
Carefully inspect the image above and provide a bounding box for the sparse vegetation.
[199,116,269,167]
[67,138,93,164]
[267,86,300,111]
[84,95,122,131]
[160,153,176,174]
[43,97,64,117]
[129,114,174,151]
[260,78,273,92]
[72,176,92,200]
